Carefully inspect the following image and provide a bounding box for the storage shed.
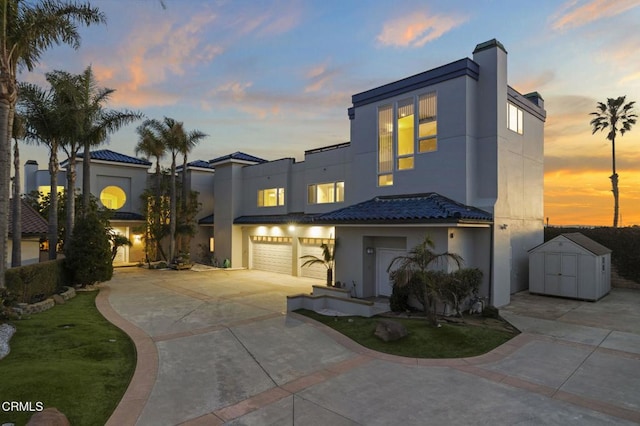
[529,233,611,301]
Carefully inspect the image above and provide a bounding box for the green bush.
[437,268,483,317]
[5,259,66,303]
[64,214,113,286]
[545,227,640,283]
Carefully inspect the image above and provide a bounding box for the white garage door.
[300,242,326,280]
[251,236,292,275]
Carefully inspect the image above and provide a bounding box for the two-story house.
[209,39,545,307]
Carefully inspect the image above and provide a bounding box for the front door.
[376,249,405,297]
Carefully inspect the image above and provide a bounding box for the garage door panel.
[252,242,292,275]
[300,244,326,280]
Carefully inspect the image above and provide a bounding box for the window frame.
[507,102,524,134]
[257,187,285,207]
[307,181,345,204]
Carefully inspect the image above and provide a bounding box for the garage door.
[251,236,292,275]
[299,239,328,280]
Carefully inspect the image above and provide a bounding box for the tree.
[10,112,24,266]
[109,232,132,262]
[65,212,112,286]
[18,80,75,260]
[590,97,637,227]
[387,235,463,326]
[0,0,105,288]
[142,117,206,262]
[300,242,336,286]
[135,123,166,260]
[78,66,142,218]
[177,126,206,253]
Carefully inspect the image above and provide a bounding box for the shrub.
[64,214,113,286]
[5,259,66,303]
[436,268,483,317]
[390,271,412,312]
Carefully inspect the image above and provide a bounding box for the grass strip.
[296,309,517,358]
[0,292,135,425]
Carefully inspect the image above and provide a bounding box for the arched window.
[100,186,126,210]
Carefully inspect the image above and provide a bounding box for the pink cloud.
[377,11,467,48]
[551,0,640,31]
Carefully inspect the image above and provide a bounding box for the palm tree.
[135,122,166,260]
[300,243,336,286]
[78,66,142,218]
[0,0,104,287]
[590,97,637,227]
[143,117,206,262]
[178,126,207,253]
[18,81,75,260]
[387,235,463,326]
[10,113,25,266]
[46,67,141,245]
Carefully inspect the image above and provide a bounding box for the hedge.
[5,259,69,304]
[545,227,640,283]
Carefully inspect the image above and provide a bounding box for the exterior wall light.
[366,247,374,254]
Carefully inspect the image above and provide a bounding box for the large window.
[308,181,344,204]
[100,186,126,209]
[507,102,523,134]
[258,187,285,207]
[418,92,437,152]
[377,92,438,186]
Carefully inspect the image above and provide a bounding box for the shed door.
[251,237,292,275]
[544,252,578,297]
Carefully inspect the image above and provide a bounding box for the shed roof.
[561,233,611,256]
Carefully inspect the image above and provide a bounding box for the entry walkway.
[97,268,640,425]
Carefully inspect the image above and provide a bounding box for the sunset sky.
[18,0,640,226]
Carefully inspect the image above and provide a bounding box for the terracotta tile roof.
[210,152,267,165]
[8,199,48,236]
[234,212,317,225]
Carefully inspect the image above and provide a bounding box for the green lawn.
[0,292,135,426]
[296,309,518,358]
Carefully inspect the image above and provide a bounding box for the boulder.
[27,408,70,426]
[374,319,408,342]
[52,294,65,305]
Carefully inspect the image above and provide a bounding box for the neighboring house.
[24,149,151,265]
[7,198,48,267]
[21,39,545,307]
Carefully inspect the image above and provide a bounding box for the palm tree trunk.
[48,143,59,260]
[0,96,13,288]
[611,136,619,228]
[11,129,21,266]
[65,154,77,245]
[82,141,91,216]
[169,153,177,262]
[154,159,162,261]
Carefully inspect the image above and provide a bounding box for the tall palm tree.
[590,97,637,227]
[48,66,141,244]
[143,117,206,262]
[178,126,207,253]
[135,122,166,260]
[0,0,104,287]
[387,235,463,326]
[18,81,75,260]
[10,112,25,266]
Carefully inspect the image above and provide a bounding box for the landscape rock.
[0,323,16,360]
[27,408,70,426]
[374,319,408,342]
[52,294,65,305]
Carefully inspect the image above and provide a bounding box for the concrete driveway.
[97,267,640,425]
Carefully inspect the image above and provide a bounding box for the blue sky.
[18,0,640,225]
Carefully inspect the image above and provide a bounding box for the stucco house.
[24,149,150,265]
[22,39,545,307]
[207,39,546,307]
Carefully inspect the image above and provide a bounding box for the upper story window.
[100,185,126,210]
[308,181,344,204]
[507,102,523,134]
[258,187,285,207]
[377,92,437,186]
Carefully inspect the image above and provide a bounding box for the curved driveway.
[97,267,640,425]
